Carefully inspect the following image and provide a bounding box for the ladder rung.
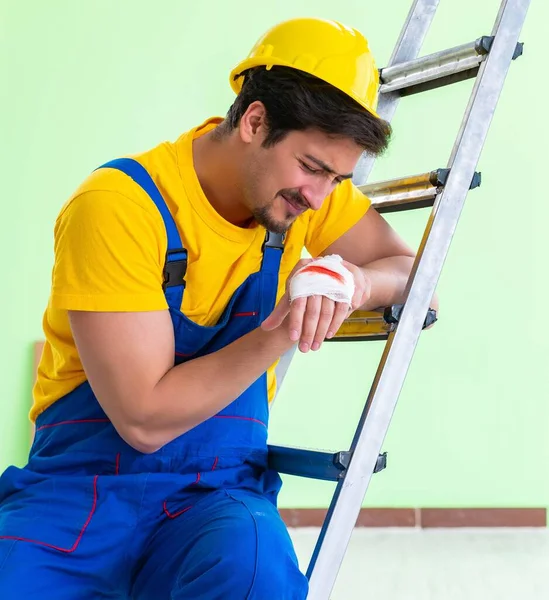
[358,169,481,213]
[379,35,522,95]
[267,445,387,481]
[330,310,393,341]
[328,305,437,342]
[359,169,445,214]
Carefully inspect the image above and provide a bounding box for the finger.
[298,295,322,352]
[288,296,307,342]
[326,301,351,340]
[311,297,335,351]
[261,294,290,331]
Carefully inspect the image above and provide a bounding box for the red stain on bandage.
[300,265,345,284]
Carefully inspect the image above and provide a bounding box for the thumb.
[261,294,291,331]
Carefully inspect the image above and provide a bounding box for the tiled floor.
[289,528,549,599]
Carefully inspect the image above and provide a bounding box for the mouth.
[281,193,307,216]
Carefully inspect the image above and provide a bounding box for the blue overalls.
[0,159,308,599]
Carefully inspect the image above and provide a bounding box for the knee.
[174,491,308,599]
[222,506,308,600]
[186,514,307,599]
[250,548,309,600]
[207,537,308,600]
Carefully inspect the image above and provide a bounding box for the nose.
[300,179,334,211]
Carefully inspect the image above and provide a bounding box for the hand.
[261,258,371,353]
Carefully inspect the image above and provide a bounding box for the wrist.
[257,320,295,354]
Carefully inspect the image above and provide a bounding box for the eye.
[299,159,344,186]
[299,160,321,175]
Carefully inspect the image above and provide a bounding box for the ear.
[239,101,268,145]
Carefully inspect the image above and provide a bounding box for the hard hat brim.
[229,57,381,120]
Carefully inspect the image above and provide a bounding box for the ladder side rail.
[353,0,441,185]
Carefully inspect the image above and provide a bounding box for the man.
[0,16,436,599]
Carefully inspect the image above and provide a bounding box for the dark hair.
[218,66,391,155]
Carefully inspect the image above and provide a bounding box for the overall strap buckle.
[163,249,187,290]
[262,230,285,251]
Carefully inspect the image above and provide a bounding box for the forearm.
[358,255,439,312]
[129,325,294,452]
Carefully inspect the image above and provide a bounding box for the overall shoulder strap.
[95,158,186,307]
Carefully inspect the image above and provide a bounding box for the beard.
[241,155,309,233]
[251,203,290,234]
[250,190,309,234]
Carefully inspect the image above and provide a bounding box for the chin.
[261,219,290,235]
[252,208,293,234]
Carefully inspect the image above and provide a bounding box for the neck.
[192,127,254,228]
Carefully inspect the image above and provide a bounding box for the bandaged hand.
[261,255,371,353]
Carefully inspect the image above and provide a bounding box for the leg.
[0,467,139,598]
[0,537,125,599]
[132,488,308,600]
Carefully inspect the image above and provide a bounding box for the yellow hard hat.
[229,17,380,118]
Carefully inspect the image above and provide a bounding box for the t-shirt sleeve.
[304,179,371,258]
[49,190,169,312]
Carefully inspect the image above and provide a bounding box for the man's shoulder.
[56,134,187,224]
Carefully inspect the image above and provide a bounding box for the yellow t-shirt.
[31,117,371,422]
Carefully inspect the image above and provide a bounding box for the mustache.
[279,190,310,210]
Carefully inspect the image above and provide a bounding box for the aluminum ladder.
[266,0,531,597]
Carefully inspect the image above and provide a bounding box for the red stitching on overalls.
[175,351,194,357]
[36,419,110,431]
[212,415,266,427]
[0,475,99,553]
[163,502,193,519]
[164,456,219,519]
[233,311,258,317]
[115,453,120,475]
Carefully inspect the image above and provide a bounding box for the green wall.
[2,0,546,511]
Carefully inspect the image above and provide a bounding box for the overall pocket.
[0,467,97,553]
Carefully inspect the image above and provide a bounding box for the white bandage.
[289,255,355,305]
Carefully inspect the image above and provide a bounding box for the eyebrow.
[303,154,354,180]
